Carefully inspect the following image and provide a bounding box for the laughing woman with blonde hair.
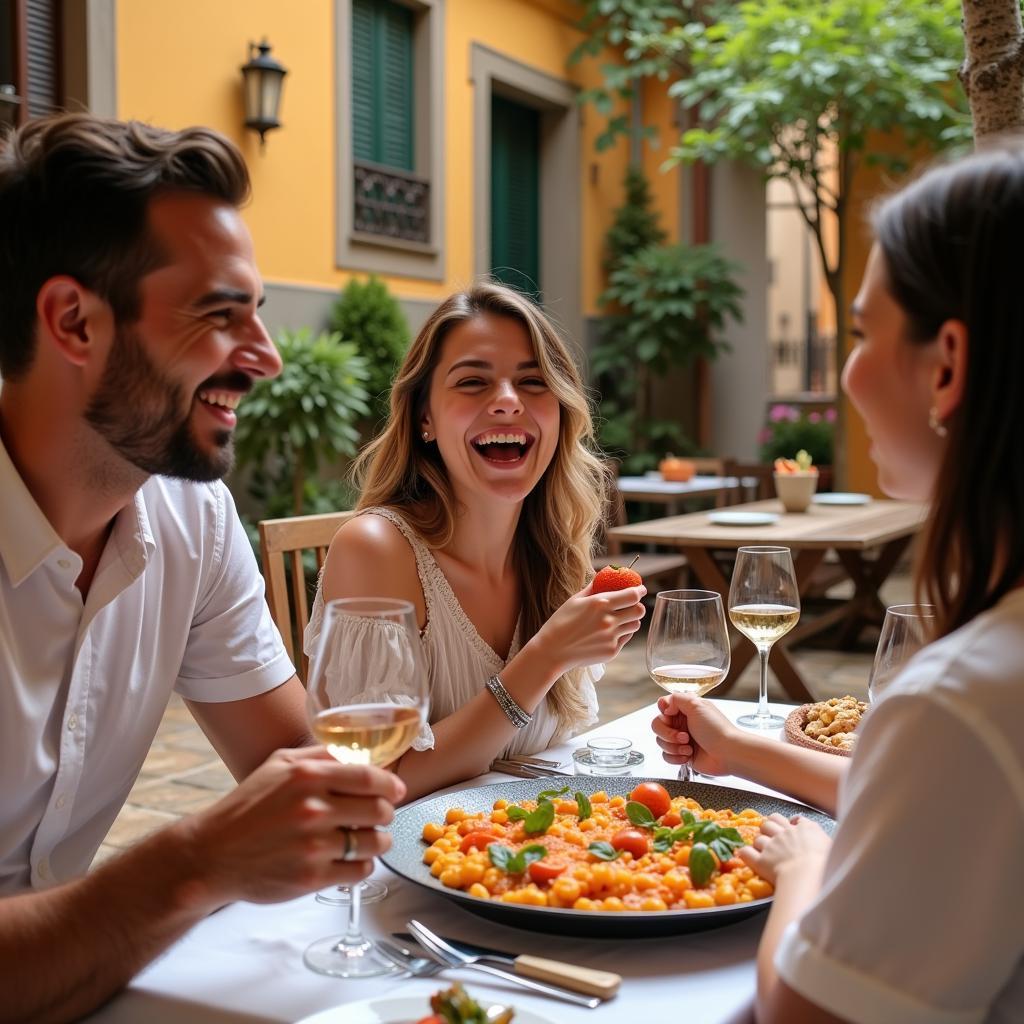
[305,282,645,800]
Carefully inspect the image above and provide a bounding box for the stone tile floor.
[94,568,913,866]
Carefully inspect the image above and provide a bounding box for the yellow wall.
[116,0,683,314]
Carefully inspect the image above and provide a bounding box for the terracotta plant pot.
[774,470,818,512]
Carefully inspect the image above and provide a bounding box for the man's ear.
[36,277,112,368]
[931,318,967,422]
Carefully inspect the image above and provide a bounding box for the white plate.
[812,492,871,506]
[707,511,779,526]
[295,995,558,1024]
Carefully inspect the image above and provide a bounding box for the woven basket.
[783,704,855,758]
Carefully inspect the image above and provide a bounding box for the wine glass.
[303,597,428,979]
[646,590,731,781]
[728,546,800,729]
[868,603,935,703]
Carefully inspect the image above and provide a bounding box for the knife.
[394,931,621,999]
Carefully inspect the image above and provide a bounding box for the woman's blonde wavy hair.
[352,281,611,733]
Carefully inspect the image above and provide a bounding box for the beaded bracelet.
[485,674,533,729]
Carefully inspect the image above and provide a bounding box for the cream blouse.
[303,506,600,758]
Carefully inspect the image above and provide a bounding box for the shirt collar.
[0,434,156,588]
[0,434,65,587]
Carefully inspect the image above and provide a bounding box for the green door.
[490,94,540,298]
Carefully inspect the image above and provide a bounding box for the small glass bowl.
[572,738,645,776]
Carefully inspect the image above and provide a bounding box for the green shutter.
[490,94,541,298]
[351,0,413,171]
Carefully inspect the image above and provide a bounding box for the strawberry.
[592,555,643,593]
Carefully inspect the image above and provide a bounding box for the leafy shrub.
[758,404,835,466]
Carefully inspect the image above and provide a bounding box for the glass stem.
[757,645,771,719]
[343,883,363,947]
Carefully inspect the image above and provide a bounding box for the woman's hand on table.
[182,746,405,906]
[530,582,646,676]
[739,813,832,885]
[651,692,740,776]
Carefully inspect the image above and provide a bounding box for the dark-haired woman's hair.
[0,113,250,379]
[872,143,1024,637]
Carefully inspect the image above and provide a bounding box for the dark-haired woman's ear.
[36,276,114,373]
[930,318,968,429]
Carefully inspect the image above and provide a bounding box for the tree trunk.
[960,0,1024,141]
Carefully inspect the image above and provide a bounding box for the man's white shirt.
[0,438,294,892]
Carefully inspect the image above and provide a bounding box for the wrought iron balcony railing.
[353,160,431,245]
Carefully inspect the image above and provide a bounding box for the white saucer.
[708,511,779,526]
[812,493,871,506]
[295,995,557,1024]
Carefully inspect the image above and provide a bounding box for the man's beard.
[84,325,242,482]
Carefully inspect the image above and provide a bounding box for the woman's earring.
[422,430,431,442]
[928,407,948,438]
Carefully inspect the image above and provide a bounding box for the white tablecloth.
[86,698,797,1023]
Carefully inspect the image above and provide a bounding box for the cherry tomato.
[528,858,569,884]
[660,811,682,828]
[415,1016,443,1024]
[460,829,500,854]
[630,782,672,819]
[610,828,650,859]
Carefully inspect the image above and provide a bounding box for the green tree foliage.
[329,275,410,427]
[604,164,666,274]
[573,0,971,475]
[234,328,370,518]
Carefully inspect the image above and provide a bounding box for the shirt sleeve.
[775,692,1024,1024]
[175,485,295,702]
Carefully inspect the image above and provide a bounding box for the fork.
[407,920,601,1008]
[489,759,575,778]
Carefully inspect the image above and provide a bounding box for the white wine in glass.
[303,598,428,979]
[728,546,800,729]
[646,590,731,781]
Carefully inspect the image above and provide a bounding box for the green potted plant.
[759,404,835,489]
[328,275,410,428]
[234,327,371,520]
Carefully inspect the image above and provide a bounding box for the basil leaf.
[689,842,717,888]
[524,799,555,835]
[652,827,675,853]
[487,843,515,872]
[575,791,592,821]
[717,826,745,845]
[519,844,548,869]
[487,842,547,874]
[587,841,623,862]
[537,785,570,802]
[710,837,736,862]
[681,809,696,826]
[626,800,657,830]
[505,805,529,821]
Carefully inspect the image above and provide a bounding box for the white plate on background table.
[295,994,557,1024]
[812,492,871,506]
[707,510,779,526]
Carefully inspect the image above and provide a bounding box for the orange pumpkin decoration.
[659,455,696,482]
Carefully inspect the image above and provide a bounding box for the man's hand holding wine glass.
[183,747,405,907]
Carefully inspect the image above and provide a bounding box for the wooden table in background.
[615,475,738,515]
[609,498,928,701]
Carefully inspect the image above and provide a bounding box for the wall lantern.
[240,40,287,147]
[0,84,22,129]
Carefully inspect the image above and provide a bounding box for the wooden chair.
[723,459,775,504]
[592,486,689,590]
[258,511,356,681]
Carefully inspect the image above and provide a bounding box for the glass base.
[314,879,388,906]
[737,711,786,730]
[303,934,401,979]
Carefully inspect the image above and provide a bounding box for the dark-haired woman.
[653,145,1024,1023]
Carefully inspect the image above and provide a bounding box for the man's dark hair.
[0,114,250,379]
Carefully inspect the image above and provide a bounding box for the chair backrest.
[722,460,775,503]
[258,511,356,680]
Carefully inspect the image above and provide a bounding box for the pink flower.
[808,411,821,423]
[825,407,837,423]
[769,404,791,423]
